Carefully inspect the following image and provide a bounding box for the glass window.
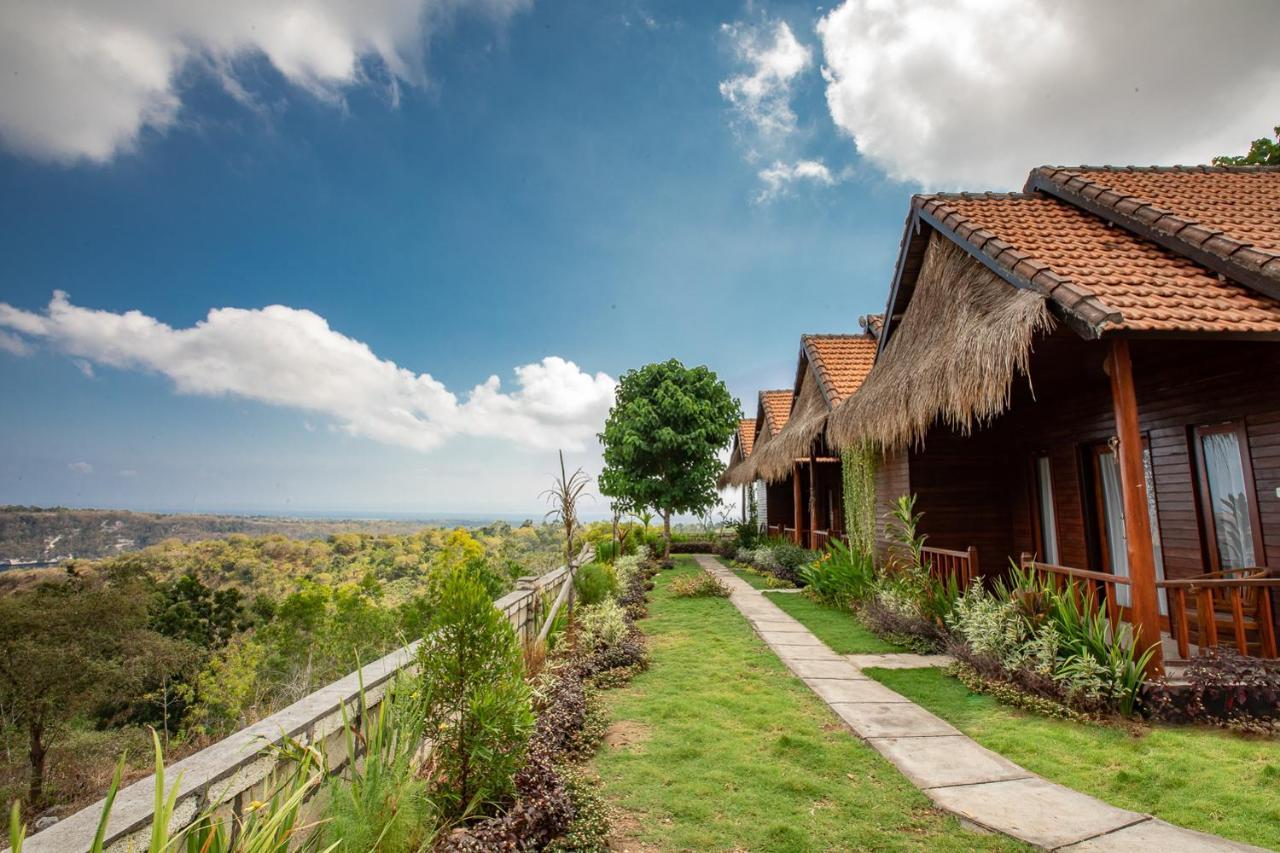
[1199,429,1256,570]
[1034,455,1059,564]
[1097,444,1166,612]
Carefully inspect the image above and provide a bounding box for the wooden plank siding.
[873,449,910,566]
[880,334,1280,582]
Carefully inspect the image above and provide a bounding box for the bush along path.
[691,555,1266,853]
[591,558,1026,852]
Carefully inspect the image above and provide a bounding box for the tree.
[598,360,739,558]
[1213,125,1280,166]
[0,568,175,806]
[417,565,532,819]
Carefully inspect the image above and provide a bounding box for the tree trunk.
[662,509,671,560]
[28,719,46,808]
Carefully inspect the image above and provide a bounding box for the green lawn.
[591,557,1026,852]
[764,592,908,654]
[715,556,794,590]
[869,667,1280,850]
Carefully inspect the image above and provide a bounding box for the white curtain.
[1035,456,1059,564]
[1200,432,1255,569]
[1100,448,1167,613]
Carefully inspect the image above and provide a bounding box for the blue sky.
[1,0,1276,515]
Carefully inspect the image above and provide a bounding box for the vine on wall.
[841,443,877,558]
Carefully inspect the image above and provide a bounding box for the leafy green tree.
[417,565,532,819]
[150,573,248,648]
[0,568,178,805]
[1213,125,1279,166]
[598,360,740,558]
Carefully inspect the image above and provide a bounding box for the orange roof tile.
[760,390,793,436]
[1029,166,1280,299]
[737,418,756,458]
[915,192,1280,335]
[801,335,877,405]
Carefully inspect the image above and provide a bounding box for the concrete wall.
[11,556,579,853]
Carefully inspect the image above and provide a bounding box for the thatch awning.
[827,235,1054,452]
[746,371,828,482]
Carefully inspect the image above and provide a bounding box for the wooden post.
[1105,338,1164,676]
[792,462,803,546]
[808,456,818,550]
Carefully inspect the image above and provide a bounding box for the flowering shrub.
[800,539,875,608]
[669,572,731,598]
[576,600,629,653]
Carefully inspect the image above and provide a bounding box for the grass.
[765,592,908,655]
[591,557,1026,852]
[869,667,1280,850]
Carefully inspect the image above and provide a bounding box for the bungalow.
[720,390,796,539]
[725,418,757,523]
[827,165,1280,671]
[736,331,878,549]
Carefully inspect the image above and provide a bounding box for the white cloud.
[0,292,616,453]
[72,358,94,378]
[755,158,835,202]
[0,0,530,164]
[719,20,812,142]
[68,461,93,474]
[817,0,1280,189]
[0,331,31,356]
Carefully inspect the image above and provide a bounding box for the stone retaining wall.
[11,557,577,853]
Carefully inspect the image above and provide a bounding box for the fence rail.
[12,548,587,853]
[922,545,980,588]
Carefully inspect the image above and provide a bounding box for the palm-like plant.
[541,450,592,620]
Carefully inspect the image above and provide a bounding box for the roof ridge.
[1038,164,1280,174]
[1029,166,1280,300]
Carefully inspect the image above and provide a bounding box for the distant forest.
[0,506,540,563]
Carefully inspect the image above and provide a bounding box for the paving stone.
[760,633,829,648]
[927,777,1145,850]
[830,702,958,737]
[747,620,809,632]
[783,658,864,680]
[867,736,1030,789]
[805,678,911,704]
[1059,819,1269,852]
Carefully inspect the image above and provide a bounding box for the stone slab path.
[694,555,1264,852]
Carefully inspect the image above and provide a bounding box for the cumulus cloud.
[0,0,530,163]
[0,331,31,356]
[68,461,93,474]
[0,292,616,453]
[817,0,1280,189]
[756,159,835,202]
[719,20,811,142]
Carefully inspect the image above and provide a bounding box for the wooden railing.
[1159,569,1279,659]
[1019,555,1280,660]
[766,524,783,538]
[811,529,830,550]
[782,526,797,544]
[923,545,980,588]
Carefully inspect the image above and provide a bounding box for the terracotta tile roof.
[801,334,878,405]
[760,390,793,436]
[737,418,756,458]
[915,191,1280,336]
[1028,166,1280,300]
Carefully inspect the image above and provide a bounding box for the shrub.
[546,766,611,852]
[594,540,620,564]
[669,573,731,598]
[800,540,875,608]
[576,600,629,653]
[612,555,644,592]
[667,541,719,554]
[573,562,618,606]
[418,565,533,820]
[1147,650,1280,732]
[768,541,811,586]
[859,588,948,653]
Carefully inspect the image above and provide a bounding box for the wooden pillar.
[1106,337,1164,676]
[792,462,803,545]
[808,456,818,549]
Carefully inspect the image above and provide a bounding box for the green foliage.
[417,565,533,820]
[841,444,877,559]
[887,494,926,571]
[545,767,610,853]
[575,600,630,652]
[668,573,731,598]
[593,540,620,564]
[150,574,249,648]
[800,539,875,608]
[1213,125,1280,166]
[322,678,435,852]
[573,562,619,606]
[597,360,740,553]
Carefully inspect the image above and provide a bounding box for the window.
[1033,455,1060,564]
[1089,440,1166,611]
[1195,423,1263,571]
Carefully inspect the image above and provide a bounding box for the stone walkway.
[694,555,1262,852]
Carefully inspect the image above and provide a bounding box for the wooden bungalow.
[744,332,878,549]
[723,418,757,522]
[720,390,796,538]
[827,165,1280,671]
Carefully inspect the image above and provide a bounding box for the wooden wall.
[872,449,910,567]
[894,334,1280,581]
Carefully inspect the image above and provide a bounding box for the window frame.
[1029,452,1062,565]
[1193,421,1266,572]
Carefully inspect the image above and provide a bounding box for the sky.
[1,0,1278,517]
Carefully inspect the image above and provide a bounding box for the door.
[1088,441,1166,611]
[1194,423,1265,572]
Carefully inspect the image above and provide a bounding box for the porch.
[762,456,845,550]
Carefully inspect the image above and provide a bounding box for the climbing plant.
[841,444,877,559]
